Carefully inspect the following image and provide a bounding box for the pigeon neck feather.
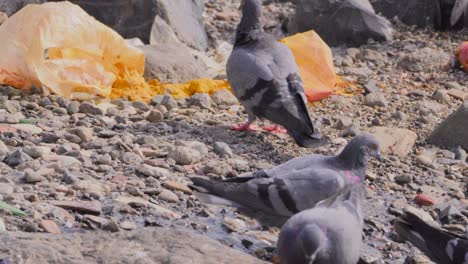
[336,143,369,180]
[235,0,263,46]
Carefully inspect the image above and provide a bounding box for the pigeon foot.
[261,125,287,134]
[232,123,258,132]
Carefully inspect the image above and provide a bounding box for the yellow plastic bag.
[280,30,350,102]
[0,1,144,99]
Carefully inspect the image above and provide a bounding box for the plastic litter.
[456,41,468,72]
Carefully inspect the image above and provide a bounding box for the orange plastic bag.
[280,30,340,102]
[0,1,144,99]
[456,41,468,72]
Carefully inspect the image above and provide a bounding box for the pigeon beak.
[239,0,246,10]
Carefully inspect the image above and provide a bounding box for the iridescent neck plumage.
[234,0,263,45]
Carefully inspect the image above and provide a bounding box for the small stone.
[395,174,412,184]
[120,152,142,164]
[135,135,157,145]
[24,170,45,183]
[74,180,111,196]
[214,142,234,157]
[363,81,380,94]
[366,171,377,181]
[39,97,53,107]
[414,194,436,206]
[168,146,200,165]
[119,221,138,230]
[5,150,33,167]
[158,189,179,203]
[146,110,164,122]
[161,95,177,110]
[454,146,467,161]
[162,181,193,195]
[415,154,434,168]
[98,154,112,165]
[68,127,93,142]
[39,220,61,234]
[0,183,13,194]
[23,146,50,159]
[364,93,387,107]
[447,88,468,101]
[50,200,102,215]
[11,124,42,134]
[150,95,164,106]
[66,101,80,114]
[223,217,246,232]
[190,93,211,109]
[132,101,150,112]
[203,160,233,176]
[138,164,171,178]
[24,223,39,232]
[102,219,120,232]
[41,132,61,143]
[212,89,238,106]
[431,89,451,103]
[0,218,6,232]
[341,122,360,137]
[336,116,353,129]
[79,102,104,115]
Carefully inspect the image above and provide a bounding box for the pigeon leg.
[261,124,288,134]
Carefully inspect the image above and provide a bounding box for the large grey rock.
[139,44,208,83]
[428,101,468,150]
[289,0,393,46]
[150,0,208,51]
[0,228,265,264]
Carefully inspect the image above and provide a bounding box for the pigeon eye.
[370,144,378,150]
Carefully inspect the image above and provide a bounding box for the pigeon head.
[338,133,382,168]
[236,0,263,43]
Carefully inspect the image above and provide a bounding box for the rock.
[395,174,412,184]
[168,146,200,165]
[363,81,380,94]
[0,140,10,160]
[454,146,467,161]
[135,136,158,145]
[289,0,392,46]
[364,93,388,107]
[138,165,171,178]
[203,160,233,177]
[10,124,42,134]
[140,44,208,83]
[341,122,361,137]
[39,220,61,234]
[414,194,436,206]
[23,146,50,159]
[160,95,177,110]
[5,150,33,167]
[415,154,434,168]
[162,181,192,195]
[392,111,407,121]
[120,152,142,165]
[79,102,104,115]
[66,101,80,114]
[447,88,468,101]
[49,200,102,215]
[0,227,264,264]
[158,189,179,203]
[336,116,353,129]
[74,180,111,196]
[223,217,246,232]
[131,101,150,112]
[24,170,45,183]
[0,218,5,232]
[190,93,211,109]
[214,142,234,157]
[428,101,468,150]
[150,0,207,51]
[119,221,138,231]
[43,155,81,168]
[0,183,14,194]
[68,127,93,142]
[398,47,451,72]
[146,110,164,122]
[371,0,442,28]
[368,126,417,157]
[212,89,238,106]
[431,89,451,103]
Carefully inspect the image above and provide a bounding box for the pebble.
[23,146,50,159]
[0,218,5,232]
[190,93,211,109]
[223,217,246,232]
[168,146,200,165]
[132,101,150,112]
[23,170,45,183]
[213,142,234,157]
[364,93,387,107]
[73,180,111,196]
[336,116,353,129]
[119,221,138,230]
[5,150,33,167]
[415,154,434,168]
[79,102,104,115]
[158,189,179,203]
[414,194,436,206]
[120,152,143,164]
[146,110,164,122]
[363,81,380,94]
[66,101,80,114]
[68,127,93,142]
[431,89,451,103]
[50,200,102,215]
[212,89,238,106]
[161,95,177,110]
[394,174,412,184]
[39,220,61,234]
[138,164,171,178]
[203,160,233,176]
[454,146,467,161]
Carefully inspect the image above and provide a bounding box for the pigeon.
[226,0,322,148]
[277,184,366,264]
[451,0,468,26]
[190,133,381,217]
[394,208,468,264]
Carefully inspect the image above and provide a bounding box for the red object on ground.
[414,194,436,206]
[456,41,468,72]
[39,220,61,234]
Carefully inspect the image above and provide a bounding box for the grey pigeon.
[451,0,468,26]
[277,184,365,264]
[226,0,322,148]
[395,208,468,264]
[190,133,381,217]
